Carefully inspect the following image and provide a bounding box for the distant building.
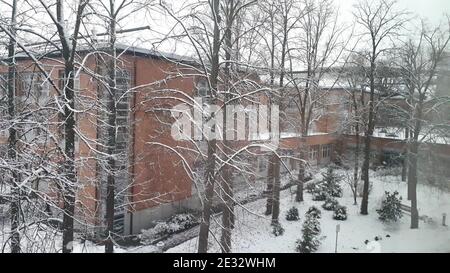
[1,45,449,237]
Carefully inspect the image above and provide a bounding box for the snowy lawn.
[1,168,448,253]
[166,169,450,253]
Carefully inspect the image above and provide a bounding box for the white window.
[58,70,80,92]
[322,144,331,158]
[195,78,209,97]
[20,72,50,104]
[309,145,319,160]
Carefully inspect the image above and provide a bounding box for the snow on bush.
[312,184,328,201]
[306,206,322,219]
[296,210,322,253]
[140,213,198,244]
[309,167,343,200]
[333,205,348,220]
[305,182,317,194]
[285,206,300,221]
[321,167,343,198]
[322,196,339,211]
[376,191,403,222]
[271,222,285,236]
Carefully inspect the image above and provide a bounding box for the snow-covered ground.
[1,168,449,253]
[166,169,450,253]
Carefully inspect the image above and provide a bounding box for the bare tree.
[255,0,304,223]
[353,0,408,215]
[341,55,369,205]
[397,18,450,228]
[287,0,347,202]
[37,0,90,253]
[5,0,20,253]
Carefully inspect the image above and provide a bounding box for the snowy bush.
[296,213,322,253]
[333,205,348,220]
[310,181,329,201]
[312,191,327,201]
[304,170,313,182]
[322,196,339,211]
[271,222,285,236]
[321,167,343,198]
[306,206,322,219]
[305,181,318,194]
[140,213,199,243]
[285,206,300,221]
[377,191,403,222]
[309,167,343,200]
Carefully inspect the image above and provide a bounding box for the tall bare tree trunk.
[265,155,274,215]
[271,155,281,225]
[408,105,423,229]
[296,142,306,202]
[48,0,89,253]
[7,0,20,254]
[220,0,235,252]
[360,54,376,216]
[197,0,220,253]
[105,0,117,252]
[353,124,360,205]
[401,128,408,182]
[408,141,419,229]
[265,8,276,214]
[269,8,288,223]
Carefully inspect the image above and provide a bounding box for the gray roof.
[10,42,197,65]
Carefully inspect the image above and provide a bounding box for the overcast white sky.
[4,0,448,60]
[338,0,450,24]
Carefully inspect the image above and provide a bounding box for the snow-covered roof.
[371,127,449,145]
[11,42,197,65]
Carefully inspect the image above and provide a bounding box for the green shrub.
[322,196,339,211]
[333,205,348,221]
[286,206,300,221]
[377,191,403,222]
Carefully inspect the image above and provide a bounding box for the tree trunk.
[197,139,217,253]
[409,141,419,229]
[7,0,20,253]
[360,131,371,215]
[353,125,360,205]
[197,0,220,253]
[271,155,281,225]
[220,1,236,252]
[295,145,305,202]
[401,128,409,183]
[360,53,376,216]
[62,64,77,253]
[105,1,117,253]
[220,172,232,253]
[265,155,274,215]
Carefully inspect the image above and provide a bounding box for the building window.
[19,72,50,103]
[309,145,320,160]
[195,78,208,97]
[58,70,80,92]
[322,144,331,158]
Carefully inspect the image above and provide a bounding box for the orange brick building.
[1,45,449,236]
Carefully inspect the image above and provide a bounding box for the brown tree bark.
[197,0,221,253]
[105,0,118,252]
[7,0,20,254]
